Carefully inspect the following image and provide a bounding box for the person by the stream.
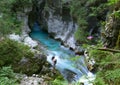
[51,56,57,73]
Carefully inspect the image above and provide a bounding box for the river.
[30,22,94,84]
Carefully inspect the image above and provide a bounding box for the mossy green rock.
[0,38,33,66]
[14,54,46,76]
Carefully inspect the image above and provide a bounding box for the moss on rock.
[0,38,34,67]
[14,54,47,75]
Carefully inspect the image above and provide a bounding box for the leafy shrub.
[0,38,34,66]
[50,79,67,85]
[105,69,120,84]
[87,44,120,85]
[51,79,84,85]
[0,0,33,36]
[107,0,119,6]
[0,66,18,85]
[12,0,32,12]
[70,0,108,43]
[93,76,106,85]
[70,0,88,43]
[116,31,120,49]
[0,0,22,36]
[113,10,120,18]
[0,14,22,36]
[74,28,88,43]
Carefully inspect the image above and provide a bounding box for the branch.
[97,48,120,53]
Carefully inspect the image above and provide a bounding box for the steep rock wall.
[28,0,77,49]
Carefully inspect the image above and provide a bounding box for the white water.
[30,22,95,84]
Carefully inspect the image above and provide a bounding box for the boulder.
[14,54,46,76]
[24,36,38,48]
[9,33,21,42]
[75,46,84,55]
[20,76,44,85]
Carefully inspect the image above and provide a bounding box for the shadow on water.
[30,22,89,83]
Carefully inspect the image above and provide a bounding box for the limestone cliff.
[28,0,77,49]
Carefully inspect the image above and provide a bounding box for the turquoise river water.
[30,22,90,83]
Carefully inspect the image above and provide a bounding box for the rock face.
[14,54,47,75]
[24,37,38,48]
[103,10,120,48]
[47,12,77,49]
[20,76,45,85]
[9,6,46,76]
[28,0,78,49]
[9,7,39,49]
[9,33,38,48]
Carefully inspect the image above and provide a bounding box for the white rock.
[24,37,38,48]
[47,11,78,49]
[9,33,21,42]
[21,33,29,41]
[79,72,95,85]
[32,74,36,77]
[66,36,76,49]
[88,58,95,66]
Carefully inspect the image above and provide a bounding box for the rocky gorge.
[9,1,94,84]
[0,0,120,85]
[9,0,114,84]
[7,6,64,85]
[28,0,78,50]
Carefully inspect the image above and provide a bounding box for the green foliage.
[0,0,16,13]
[113,10,120,18]
[0,14,22,36]
[105,69,120,84]
[51,79,67,85]
[116,31,120,49]
[0,38,34,66]
[87,0,97,4]
[0,66,15,79]
[12,0,32,12]
[107,0,120,11]
[0,0,33,36]
[0,0,32,15]
[93,76,106,85]
[94,68,120,85]
[70,0,120,84]
[89,4,107,17]
[50,79,83,85]
[86,44,120,85]
[89,49,110,64]
[0,66,18,85]
[70,0,86,17]
[74,28,88,43]
[70,0,89,43]
[107,0,119,6]
[70,0,108,43]
[0,0,23,36]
